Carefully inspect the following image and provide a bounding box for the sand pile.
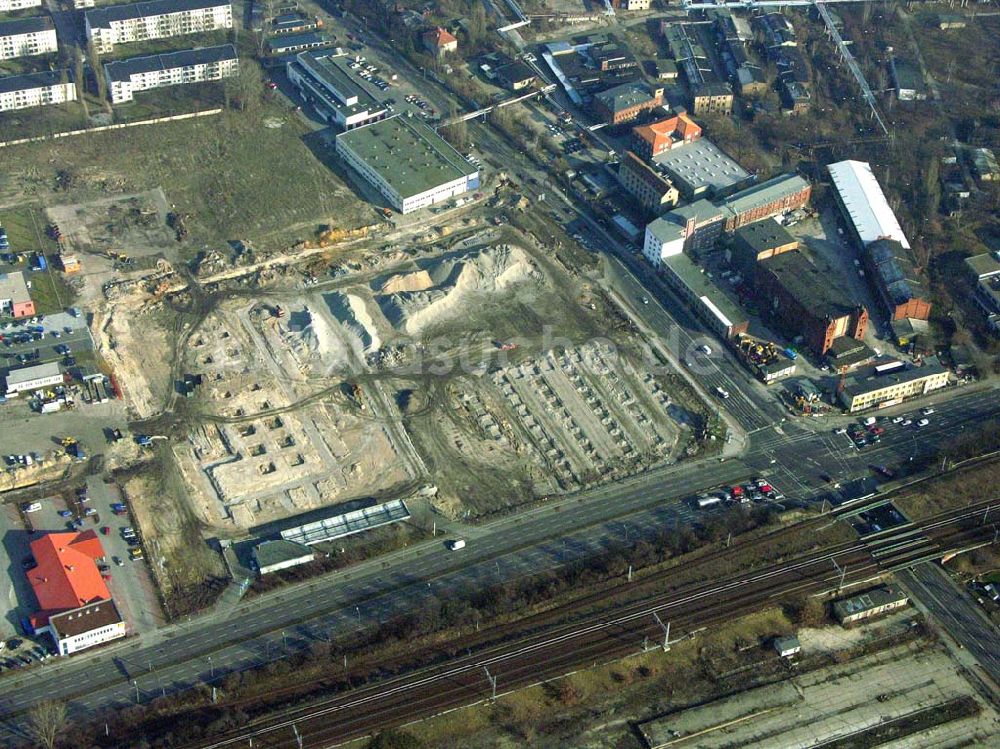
[323,292,382,357]
[376,245,537,336]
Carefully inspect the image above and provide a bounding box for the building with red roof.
[26,531,126,655]
[422,26,457,58]
[632,113,702,160]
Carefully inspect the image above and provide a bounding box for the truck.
[447,539,466,551]
[782,347,798,360]
[696,495,722,509]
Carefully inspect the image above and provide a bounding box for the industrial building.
[592,82,664,125]
[0,16,58,61]
[757,251,868,356]
[288,50,389,131]
[104,45,238,104]
[265,32,331,56]
[838,357,949,413]
[660,253,748,338]
[85,0,233,54]
[653,137,749,199]
[619,152,680,214]
[833,586,909,626]
[890,56,927,101]
[252,539,314,575]
[643,199,725,265]
[0,270,35,318]
[965,251,1000,333]
[632,113,702,160]
[721,173,811,231]
[0,69,76,112]
[26,531,126,655]
[862,238,932,322]
[4,362,64,395]
[729,218,798,279]
[335,115,479,214]
[270,12,319,35]
[827,160,909,249]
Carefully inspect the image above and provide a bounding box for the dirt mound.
[379,270,433,294]
[377,245,537,336]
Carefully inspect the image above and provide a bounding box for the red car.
[266,81,278,90]
[100,526,110,535]
[101,573,111,581]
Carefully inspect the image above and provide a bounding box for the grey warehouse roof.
[86,0,230,29]
[840,356,947,399]
[0,15,54,36]
[5,361,62,387]
[252,539,313,569]
[724,173,808,215]
[280,499,410,545]
[654,138,749,196]
[104,44,236,83]
[832,586,908,619]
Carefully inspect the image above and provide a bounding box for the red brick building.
[722,173,811,231]
[632,113,702,159]
[592,82,663,125]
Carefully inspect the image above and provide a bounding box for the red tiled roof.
[633,113,702,151]
[424,26,457,48]
[28,531,110,627]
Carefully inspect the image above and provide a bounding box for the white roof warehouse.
[4,362,64,396]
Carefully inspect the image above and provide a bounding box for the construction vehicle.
[59,436,78,448]
[349,383,366,411]
[273,304,285,318]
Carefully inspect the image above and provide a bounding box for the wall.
[0,108,223,148]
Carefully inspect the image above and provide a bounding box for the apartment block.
[104,44,238,103]
[619,152,680,214]
[0,16,57,61]
[0,69,76,112]
[0,0,42,11]
[85,0,233,54]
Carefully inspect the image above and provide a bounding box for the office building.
[0,16,57,61]
[632,112,701,160]
[4,362,64,396]
[643,200,726,266]
[661,253,748,339]
[721,173,811,231]
[335,115,480,214]
[0,270,35,318]
[839,357,948,412]
[619,152,680,214]
[964,251,1000,334]
[730,218,798,279]
[0,0,41,9]
[288,50,389,130]
[85,0,233,54]
[104,44,238,104]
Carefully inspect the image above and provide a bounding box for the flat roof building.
[833,586,908,626]
[757,250,868,355]
[266,31,330,56]
[730,218,798,278]
[0,15,58,61]
[839,356,948,413]
[890,56,927,101]
[253,539,314,575]
[288,50,389,131]
[336,115,479,214]
[4,361,64,396]
[654,137,750,199]
[0,270,35,318]
[827,160,909,249]
[104,44,238,104]
[0,69,76,112]
[661,253,748,339]
[964,251,1000,281]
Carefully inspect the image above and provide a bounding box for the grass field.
[0,204,60,254]
[28,269,77,313]
[2,105,371,248]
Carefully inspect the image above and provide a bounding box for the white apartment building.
[0,16,58,61]
[85,0,232,54]
[335,115,480,214]
[104,44,238,103]
[0,0,42,11]
[73,0,95,7]
[0,69,76,113]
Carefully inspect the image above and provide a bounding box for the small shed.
[773,635,801,658]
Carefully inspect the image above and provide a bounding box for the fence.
[0,108,224,149]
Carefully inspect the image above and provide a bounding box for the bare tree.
[26,701,66,749]
[73,51,89,121]
[225,59,264,118]
[86,41,111,114]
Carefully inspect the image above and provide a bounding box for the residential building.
[619,152,680,214]
[890,56,927,101]
[270,12,319,35]
[0,16,58,61]
[969,147,1000,182]
[643,199,726,265]
[721,173,811,230]
[495,61,536,91]
[73,0,95,7]
[773,635,800,657]
[288,50,389,131]
[691,80,733,116]
[780,79,811,114]
[253,539,314,575]
[862,238,932,321]
[0,270,35,318]
[422,26,457,58]
[104,44,238,104]
[26,531,126,655]
[838,357,949,412]
[592,82,663,125]
[757,250,868,355]
[4,362,64,396]
[265,31,331,56]
[828,160,910,249]
[661,253,748,339]
[0,0,41,10]
[0,69,76,112]
[611,0,651,8]
[653,137,750,199]
[729,218,798,279]
[632,113,701,160]
[335,114,480,214]
[85,0,233,54]
[833,586,909,625]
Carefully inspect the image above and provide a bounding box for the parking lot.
[0,310,93,375]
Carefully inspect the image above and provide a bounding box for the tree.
[26,701,66,749]
[366,728,425,749]
[86,41,110,114]
[73,51,89,121]
[225,59,265,118]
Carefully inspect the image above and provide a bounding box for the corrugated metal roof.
[827,160,910,249]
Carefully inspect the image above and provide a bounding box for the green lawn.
[0,205,55,254]
[27,269,77,314]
